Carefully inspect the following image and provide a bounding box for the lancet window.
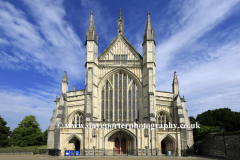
[71,113,84,126]
[157,112,169,125]
[101,73,140,121]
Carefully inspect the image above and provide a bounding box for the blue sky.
[0,0,240,131]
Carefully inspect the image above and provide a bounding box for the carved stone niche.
[92,128,97,138]
[144,129,149,137]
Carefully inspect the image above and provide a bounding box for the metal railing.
[0,147,47,154]
[62,148,182,156]
[0,148,194,157]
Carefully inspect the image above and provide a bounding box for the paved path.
[0,155,224,160]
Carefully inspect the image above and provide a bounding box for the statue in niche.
[118,19,123,33]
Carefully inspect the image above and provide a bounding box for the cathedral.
[47,10,194,156]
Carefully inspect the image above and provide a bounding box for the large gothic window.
[101,73,140,121]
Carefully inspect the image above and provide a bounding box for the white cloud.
[0,37,9,45]
[0,0,85,82]
[0,87,56,131]
[180,41,240,116]
[0,51,30,70]
[155,0,239,73]
[154,0,240,116]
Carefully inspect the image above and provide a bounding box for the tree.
[189,116,196,124]
[196,108,240,132]
[194,125,220,142]
[11,115,43,147]
[42,130,48,145]
[0,116,11,147]
[191,108,240,142]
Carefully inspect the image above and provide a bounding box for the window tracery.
[157,112,169,125]
[101,73,140,121]
[71,113,84,126]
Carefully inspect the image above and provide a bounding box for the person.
[195,149,198,156]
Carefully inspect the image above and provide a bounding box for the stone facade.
[47,10,194,156]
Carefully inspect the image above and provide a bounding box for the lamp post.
[221,128,226,155]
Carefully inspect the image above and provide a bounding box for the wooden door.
[115,138,120,154]
[121,138,126,154]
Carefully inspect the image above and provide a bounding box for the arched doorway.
[107,130,135,154]
[69,137,81,150]
[160,135,176,155]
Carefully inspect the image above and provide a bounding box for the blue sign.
[65,150,69,156]
[70,150,74,156]
[75,150,80,156]
[168,151,172,156]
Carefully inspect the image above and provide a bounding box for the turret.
[172,71,179,94]
[142,12,156,122]
[142,12,155,65]
[85,12,99,121]
[62,71,68,93]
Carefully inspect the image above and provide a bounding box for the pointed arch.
[159,133,177,155]
[65,133,82,144]
[67,110,85,126]
[156,110,173,124]
[159,133,177,144]
[99,68,142,121]
[98,67,142,90]
[104,128,137,149]
[105,128,137,140]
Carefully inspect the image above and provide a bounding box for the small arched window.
[157,112,169,125]
[71,113,84,127]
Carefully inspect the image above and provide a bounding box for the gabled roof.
[98,34,143,60]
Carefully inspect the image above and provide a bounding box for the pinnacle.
[62,71,68,83]
[86,11,98,43]
[143,11,154,43]
[173,71,179,84]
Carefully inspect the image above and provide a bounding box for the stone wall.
[201,132,240,160]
